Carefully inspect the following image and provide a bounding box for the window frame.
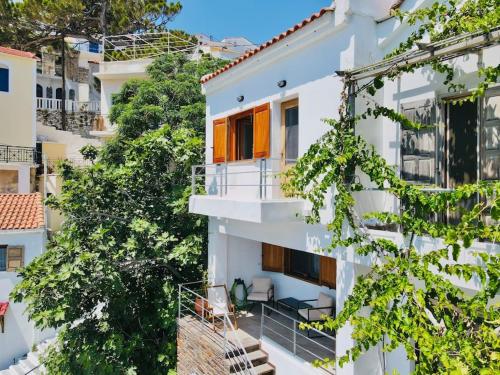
[281,98,299,167]
[261,243,336,289]
[212,103,271,164]
[229,109,254,162]
[0,246,6,272]
[0,61,10,94]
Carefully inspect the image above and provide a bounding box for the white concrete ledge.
[189,195,305,223]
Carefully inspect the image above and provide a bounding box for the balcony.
[178,282,335,375]
[36,98,100,113]
[189,158,305,223]
[0,144,40,165]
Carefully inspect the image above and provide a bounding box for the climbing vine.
[283,1,500,374]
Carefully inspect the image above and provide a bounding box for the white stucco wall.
[197,1,500,374]
[0,229,49,370]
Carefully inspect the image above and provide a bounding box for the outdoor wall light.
[237,95,244,102]
[277,80,287,88]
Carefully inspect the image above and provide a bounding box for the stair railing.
[178,281,256,374]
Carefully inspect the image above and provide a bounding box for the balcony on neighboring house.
[0,144,40,165]
[36,98,101,113]
[189,158,305,223]
[177,282,335,375]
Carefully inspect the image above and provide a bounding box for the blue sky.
[169,0,332,45]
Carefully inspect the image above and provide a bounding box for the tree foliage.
[0,0,182,49]
[283,1,500,374]
[11,54,224,374]
[109,53,226,139]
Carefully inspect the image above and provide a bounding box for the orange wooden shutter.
[262,243,284,272]
[319,256,336,289]
[253,103,270,159]
[213,118,227,163]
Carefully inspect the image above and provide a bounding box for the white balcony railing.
[191,158,297,200]
[36,98,100,113]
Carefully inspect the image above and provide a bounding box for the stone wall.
[177,316,230,375]
[36,110,98,138]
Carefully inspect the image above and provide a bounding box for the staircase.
[227,329,275,375]
[0,338,54,375]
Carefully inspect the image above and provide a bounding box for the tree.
[11,54,225,374]
[283,1,499,374]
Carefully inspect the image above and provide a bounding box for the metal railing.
[0,144,39,164]
[260,304,336,374]
[178,282,256,374]
[191,158,296,199]
[36,98,101,113]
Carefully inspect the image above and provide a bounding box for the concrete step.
[229,349,268,372]
[233,363,275,375]
[253,363,275,375]
[227,329,260,353]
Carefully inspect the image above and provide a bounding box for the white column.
[207,217,228,285]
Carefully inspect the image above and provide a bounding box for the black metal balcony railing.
[0,144,40,164]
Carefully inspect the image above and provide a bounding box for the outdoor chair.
[247,277,274,312]
[206,284,238,330]
[297,292,335,337]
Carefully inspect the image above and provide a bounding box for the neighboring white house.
[187,1,499,374]
[35,37,102,113]
[193,34,256,60]
[0,46,38,195]
[0,193,52,370]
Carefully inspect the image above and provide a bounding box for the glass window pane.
[285,106,299,162]
[236,115,253,160]
[0,247,6,271]
[0,68,9,92]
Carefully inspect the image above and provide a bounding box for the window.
[281,99,299,164]
[46,86,53,98]
[285,248,320,283]
[213,103,270,163]
[36,84,43,98]
[262,243,336,289]
[401,91,500,186]
[232,112,253,161]
[88,42,100,53]
[56,87,63,99]
[400,99,437,184]
[0,66,9,92]
[69,89,75,101]
[0,246,6,271]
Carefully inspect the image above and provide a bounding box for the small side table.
[276,297,312,320]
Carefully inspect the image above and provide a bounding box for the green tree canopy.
[11,54,224,374]
[0,0,182,49]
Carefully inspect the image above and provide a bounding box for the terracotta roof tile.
[0,193,45,231]
[201,7,335,84]
[0,46,37,60]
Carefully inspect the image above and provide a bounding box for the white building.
[185,1,499,374]
[35,37,102,114]
[193,34,256,60]
[0,46,38,195]
[0,193,52,370]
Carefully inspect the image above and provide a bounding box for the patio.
[234,304,336,374]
